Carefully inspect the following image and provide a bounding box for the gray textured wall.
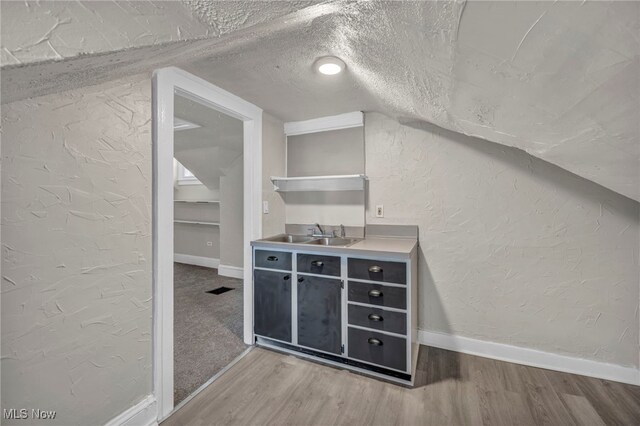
[261,113,286,237]
[285,126,366,227]
[287,127,364,177]
[365,112,640,368]
[1,75,153,425]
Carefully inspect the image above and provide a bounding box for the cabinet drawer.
[348,327,406,371]
[348,258,406,284]
[297,253,341,277]
[348,304,406,335]
[348,282,406,310]
[255,250,292,271]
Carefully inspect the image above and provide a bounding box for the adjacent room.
[172,92,246,405]
[1,1,639,426]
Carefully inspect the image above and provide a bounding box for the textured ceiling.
[2,1,638,201]
[180,0,639,202]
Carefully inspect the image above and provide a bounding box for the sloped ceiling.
[2,1,638,201]
[174,93,243,189]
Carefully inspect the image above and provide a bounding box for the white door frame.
[152,67,262,421]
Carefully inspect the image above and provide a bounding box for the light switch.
[375,204,384,218]
[263,200,270,214]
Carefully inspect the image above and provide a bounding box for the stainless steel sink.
[304,237,360,247]
[263,234,315,243]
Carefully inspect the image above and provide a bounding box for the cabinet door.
[297,275,342,354]
[254,269,292,342]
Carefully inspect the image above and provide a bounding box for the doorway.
[153,67,262,421]
[172,92,246,404]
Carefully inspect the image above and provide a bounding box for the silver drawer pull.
[311,260,324,267]
[367,338,383,346]
[368,289,383,297]
[368,265,382,273]
[368,314,383,322]
[266,256,278,262]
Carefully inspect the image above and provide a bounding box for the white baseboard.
[418,329,640,386]
[105,395,157,426]
[218,264,244,279]
[174,254,219,269]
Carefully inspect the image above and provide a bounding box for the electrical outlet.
[206,241,213,247]
[375,204,384,218]
[263,200,269,214]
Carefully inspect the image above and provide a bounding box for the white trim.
[284,111,363,136]
[105,395,157,426]
[418,329,640,386]
[218,264,244,279]
[153,67,262,422]
[174,254,220,269]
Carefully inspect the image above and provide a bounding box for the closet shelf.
[174,220,220,226]
[174,200,220,204]
[270,174,367,192]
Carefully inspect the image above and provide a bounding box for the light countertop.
[251,236,417,259]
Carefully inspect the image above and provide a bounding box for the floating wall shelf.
[174,220,220,226]
[270,174,367,192]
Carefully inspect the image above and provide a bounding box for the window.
[176,160,202,185]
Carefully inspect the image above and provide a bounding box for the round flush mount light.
[315,56,346,75]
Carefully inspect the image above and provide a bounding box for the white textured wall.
[262,113,286,237]
[365,113,640,368]
[0,0,211,66]
[1,76,152,425]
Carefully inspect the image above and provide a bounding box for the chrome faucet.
[311,223,329,237]
[340,224,346,237]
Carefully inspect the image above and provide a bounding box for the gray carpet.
[174,262,247,404]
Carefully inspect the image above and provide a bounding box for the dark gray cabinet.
[348,258,406,284]
[297,275,342,354]
[348,304,406,335]
[348,327,407,371]
[252,243,417,385]
[255,249,292,271]
[297,253,341,277]
[254,269,292,342]
[348,281,407,309]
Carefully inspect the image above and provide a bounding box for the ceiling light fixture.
[315,56,345,75]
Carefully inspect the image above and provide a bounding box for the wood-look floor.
[163,346,640,426]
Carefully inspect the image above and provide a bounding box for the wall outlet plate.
[375,204,384,218]
[263,200,269,214]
